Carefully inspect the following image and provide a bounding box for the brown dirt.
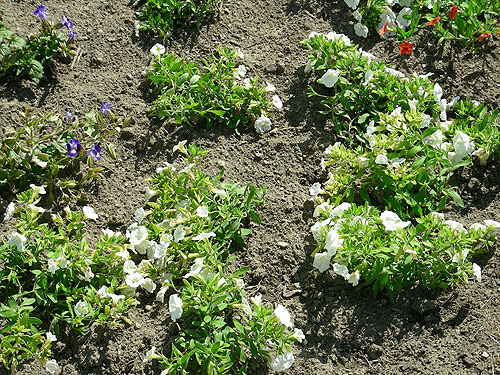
[0,0,500,374]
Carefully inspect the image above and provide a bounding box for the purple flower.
[63,111,75,123]
[67,31,76,42]
[66,139,82,158]
[99,102,112,116]
[62,15,74,29]
[34,5,48,20]
[87,145,101,161]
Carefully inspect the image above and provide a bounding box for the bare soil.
[1,0,500,374]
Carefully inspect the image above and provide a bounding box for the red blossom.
[399,41,414,55]
[449,5,458,19]
[425,16,441,27]
[477,32,491,42]
[378,21,389,36]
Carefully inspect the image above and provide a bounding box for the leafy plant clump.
[137,0,223,37]
[344,0,500,47]
[0,104,130,201]
[124,143,301,373]
[0,188,136,373]
[0,5,77,83]
[145,45,277,133]
[303,31,499,219]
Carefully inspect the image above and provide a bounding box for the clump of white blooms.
[254,115,272,134]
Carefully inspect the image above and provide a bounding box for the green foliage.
[0,10,76,83]
[303,32,500,218]
[0,188,135,371]
[145,47,271,132]
[0,107,129,201]
[137,0,223,37]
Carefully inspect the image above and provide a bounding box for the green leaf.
[446,189,464,207]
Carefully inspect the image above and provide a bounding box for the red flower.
[399,41,414,55]
[378,21,389,36]
[425,16,441,27]
[449,5,458,19]
[477,32,491,42]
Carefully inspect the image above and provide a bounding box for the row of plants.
[345,0,500,51]
[303,31,500,301]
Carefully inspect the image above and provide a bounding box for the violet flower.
[67,31,76,42]
[63,111,75,123]
[62,15,74,29]
[66,139,82,157]
[34,5,48,20]
[99,102,112,116]
[87,145,101,161]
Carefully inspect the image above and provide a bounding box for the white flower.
[272,95,283,110]
[311,218,331,242]
[275,304,292,328]
[453,131,475,159]
[83,266,94,281]
[472,263,482,282]
[242,78,251,88]
[83,206,98,220]
[420,114,431,129]
[265,82,276,92]
[390,157,406,167]
[126,224,149,246]
[156,287,168,303]
[101,228,117,238]
[254,115,272,134]
[384,67,405,78]
[150,43,165,56]
[325,32,351,46]
[145,187,157,200]
[398,0,411,6]
[333,263,350,280]
[270,352,294,371]
[30,184,46,195]
[380,211,410,231]
[234,278,245,290]
[97,285,110,298]
[75,300,89,316]
[354,22,368,38]
[375,154,388,165]
[28,204,45,214]
[123,260,137,274]
[445,220,466,233]
[251,294,262,306]
[313,202,332,217]
[142,278,157,293]
[235,48,244,59]
[126,272,145,288]
[423,130,444,148]
[309,182,322,196]
[8,232,27,252]
[153,243,168,259]
[469,223,486,232]
[33,156,47,168]
[324,229,343,256]
[46,332,57,342]
[214,188,227,198]
[173,225,186,242]
[396,7,412,28]
[172,140,187,154]
[363,69,374,86]
[304,60,312,74]
[169,294,183,322]
[433,83,443,103]
[313,252,332,273]
[331,202,351,217]
[484,220,500,229]
[196,206,209,218]
[430,211,445,221]
[359,49,376,61]
[452,248,470,264]
[292,328,305,342]
[348,270,361,286]
[48,259,59,274]
[352,10,362,21]
[143,346,156,363]
[134,208,146,224]
[3,201,15,222]
[192,231,216,241]
[319,69,340,88]
[344,0,359,9]
[184,258,205,279]
[235,64,247,79]
[45,359,59,374]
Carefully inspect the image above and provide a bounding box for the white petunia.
[444,220,466,233]
[265,82,276,92]
[97,285,110,298]
[46,332,57,342]
[352,10,362,21]
[484,220,500,229]
[324,229,343,256]
[292,328,305,342]
[142,278,157,293]
[143,346,156,363]
[192,231,216,241]
[384,67,405,78]
[235,64,247,79]
[75,300,89,316]
[134,208,146,224]
[354,22,368,38]
[390,157,406,167]
[126,224,149,246]
[452,248,470,264]
[275,304,292,328]
[156,287,168,303]
[45,359,59,374]
[453,131,475,159]
[150,43,165,56]
[344,0,360,9]
[319,69,340,88]
[272,95,283,110]
[433,83,443,103]
[270,352,295,371]
[242,78,251,88]
[28,204,45,214]
[123,260,137,274]
[251,294,262,306]
[173,225,186,242]
[126,272,145,288]
[30,184,46,195]
[430,211,445,221]
[469,223,486,232]
[304,60,312,74]
[420,114,431,129]
[313,252,332,273]
[348,270,361,286]
[380,211,410,231]
[83,206,99,220]
[169,294,183,322]
[423,130,444,148]
[363,69,374,86]
[8,232,27,252]
[311,218,331,242]
[331,202,351,217]
[375,154,389,165]
[472,263,482,282]
[145,187,157,200]
[309,182,323,196]
[396,7,412,28]
[184,258,205,278]
[333,263,350,280]
[172,140,187,154]
[313,202,332,217]
[196,206,209,218]
[254,115,272,134]
[3,201,15,222]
